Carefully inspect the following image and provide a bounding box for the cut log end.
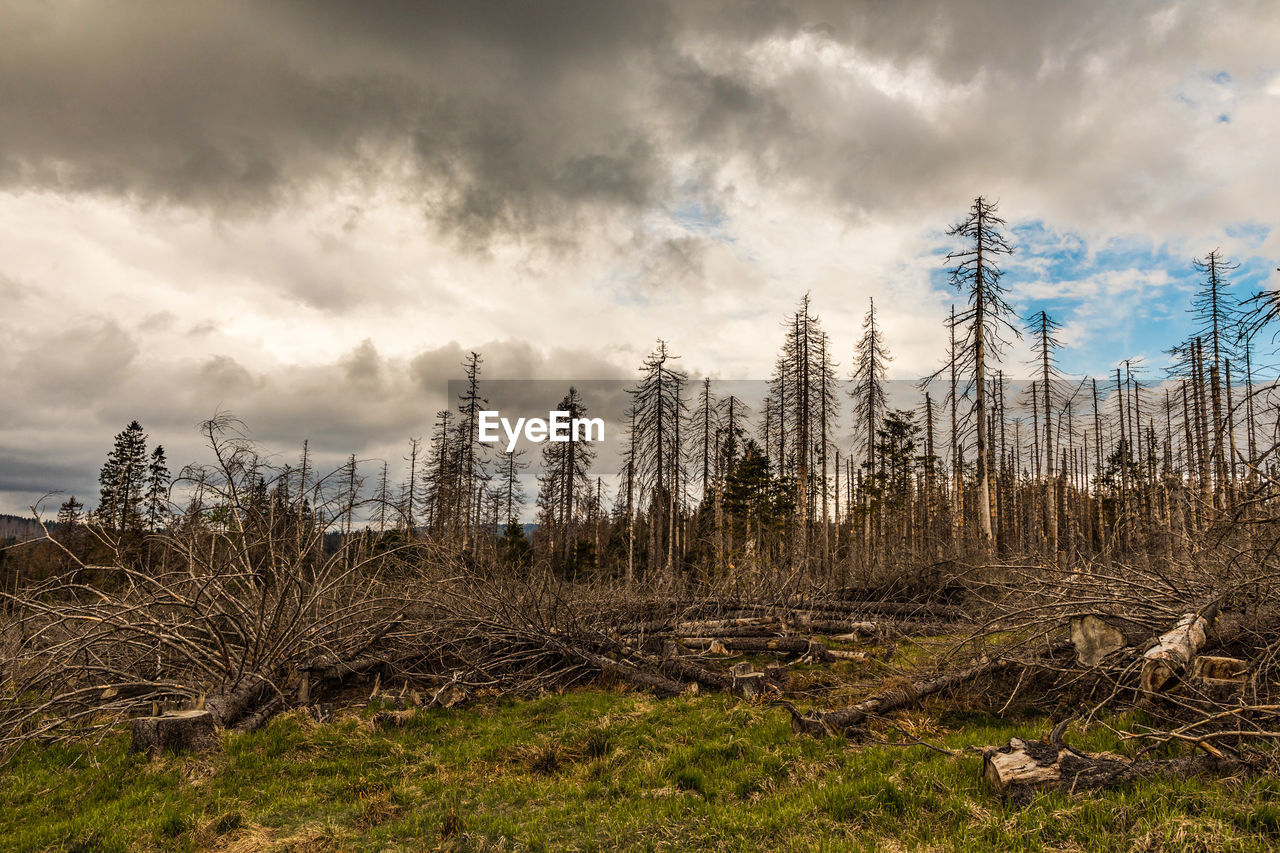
[129,709,217,758]
[1070,614,1135,667]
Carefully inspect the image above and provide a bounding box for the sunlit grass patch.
[3,688,1279,851]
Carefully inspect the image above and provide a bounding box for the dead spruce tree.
[1191,250,1241,511]
[850,297,892,562]
[535,387,595,572]
[941,196,1020,548]
[456,352,489,553]
[1027,310,1065,556]
[768,295,838,570]
[626,341,689,581]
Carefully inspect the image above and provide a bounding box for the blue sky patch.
[927,219,1276,380]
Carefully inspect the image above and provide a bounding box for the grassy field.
[3,688,1280,852]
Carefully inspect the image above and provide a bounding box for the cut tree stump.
[1141,613,1210,694]
[728,661,775,700]
[1191,655,1249,684]
[130,709,217,757]
[1190,655,1250,700]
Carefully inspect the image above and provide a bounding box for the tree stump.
[1191,655,1250,701]
[130,709,217,757]
[728,661,772,699]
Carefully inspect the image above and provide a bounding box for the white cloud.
[3,1,1280,513]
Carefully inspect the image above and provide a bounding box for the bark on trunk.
[1141,613,1210,694]
[983,736,1244,795]
[204,675,272,728]
[679,637,837,662]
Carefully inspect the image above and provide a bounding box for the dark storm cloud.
[0,451,97,497]
[0,1,677,242]
[0,327,638,513]
[4,1,1274,243]
[10,318,139,410]
[5,0,1279,517]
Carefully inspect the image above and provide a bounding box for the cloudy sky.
[2,1,1279,516]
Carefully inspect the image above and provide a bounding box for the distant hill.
[0,514,52,542]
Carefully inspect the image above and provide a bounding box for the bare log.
[982,735,1246,795]
[204,675,272,728]
[795,641,1072,736]
[820,658,1008,732]
[984,736,1137,793]
[235,697,285,733]
[679,637,835,661]
[1141,613,1210,694]
[649,642,733,692]
[798,599,967,620]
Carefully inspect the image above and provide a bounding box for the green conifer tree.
[146,445,170,531]
[97,421,148,531]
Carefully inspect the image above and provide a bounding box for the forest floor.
[3,684,1280,853]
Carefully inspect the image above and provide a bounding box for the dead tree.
[940,197,1020,547]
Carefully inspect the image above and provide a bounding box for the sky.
[2,0,1279,517]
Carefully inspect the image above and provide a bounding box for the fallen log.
[792,618,939,639]
[302,654,389,682]
[614,616,780,636]
[795,600,967,621]
[628,597,965,622]
[648,642,733,692]
[821,658,1010,732]
[794,641,1073,736]
[596,658,689,697]
[679,637,837,662]
[667,626,790,640]
[556,640,689,698]
[658,620,920,642]
[235,696,284,733]
[789,617,876,635]
[983,735,1130,793]
[1141,613,1210,694]
[204,674,273,728]
[982,735,1245,795]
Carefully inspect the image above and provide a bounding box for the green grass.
[2,689,1280,851]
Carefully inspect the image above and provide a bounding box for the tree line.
[54,196,1280,592]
